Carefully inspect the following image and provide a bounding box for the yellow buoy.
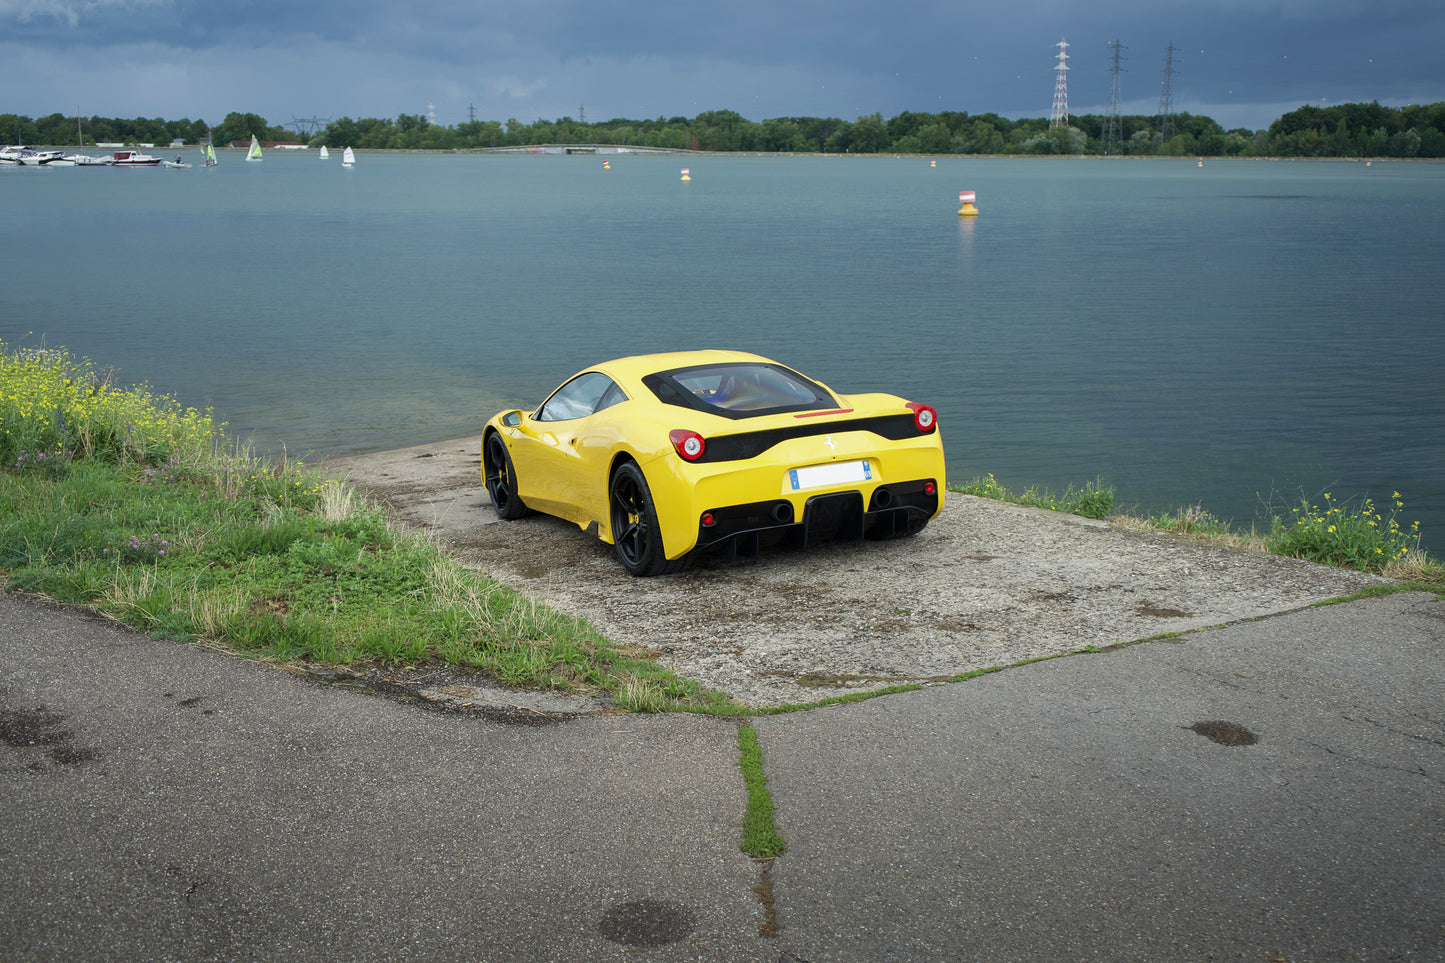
[681,167,691,181]
[957,189,978,217]
[930,160,937,167]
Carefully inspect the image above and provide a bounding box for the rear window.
[643,363,838,419]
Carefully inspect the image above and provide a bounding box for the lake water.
[4,151,1443,554]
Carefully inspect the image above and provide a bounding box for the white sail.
[342,147,355,167]
[246,135,263,162]
[319,145,329,160]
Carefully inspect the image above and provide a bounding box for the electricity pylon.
[1050,38,1071,128]
[1158,42,1179,143]
[1105,40,1127,155]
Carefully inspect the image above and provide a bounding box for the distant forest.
[5,101,1444,158]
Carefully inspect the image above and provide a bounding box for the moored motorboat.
[15,148,66,165]
[0,145,25,165]
[111,149,162,166]
[47,153,111,167]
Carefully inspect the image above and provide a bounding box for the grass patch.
[953,473,1114,520]
[0,341,710,709]
[1143,503,1237,539]
[737,722,787,858]
[1312,581,1445,604]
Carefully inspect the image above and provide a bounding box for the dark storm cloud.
[2,0,1442,131]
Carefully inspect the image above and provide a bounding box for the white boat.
[342,146,355,167]
[111,149,162,166]
[162,157,192,169]
[43,151,112,166]
[318,145,329,160]
[15,148,66,166]
[246,135,263,162]
[0,145,26,165]
[203,143,217,167]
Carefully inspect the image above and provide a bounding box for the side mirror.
[500,410,523,428]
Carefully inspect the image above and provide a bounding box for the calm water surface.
[5,152,1443,552]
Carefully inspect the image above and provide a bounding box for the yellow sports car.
[481,350,945,576]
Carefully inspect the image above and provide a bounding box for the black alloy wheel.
[483,432,529,520]
[608,461,682,577]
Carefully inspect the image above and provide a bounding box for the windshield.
[643,363,838,418]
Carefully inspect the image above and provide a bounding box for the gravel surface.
[324,437,1390,708]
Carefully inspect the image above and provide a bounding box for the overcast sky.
[3,0,1440,134]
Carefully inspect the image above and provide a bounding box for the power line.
[288,116,330,137]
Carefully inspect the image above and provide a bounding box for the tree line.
[5,101,1442,158]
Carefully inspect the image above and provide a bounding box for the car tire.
[609,461,686,577]
[483,432,530,520]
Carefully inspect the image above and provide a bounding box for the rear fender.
[600,450,698,559]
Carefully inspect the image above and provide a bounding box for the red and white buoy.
[957,190,978,217]
[681,167,691,181]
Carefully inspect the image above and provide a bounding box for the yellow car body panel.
[483,350,945,574]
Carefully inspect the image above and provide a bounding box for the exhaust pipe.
[873,487,893,509]
[771,502,794,523]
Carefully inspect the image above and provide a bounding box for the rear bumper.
[693,477,940,555]
[642,427,947,561]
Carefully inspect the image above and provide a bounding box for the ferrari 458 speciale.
[481,350,944,576]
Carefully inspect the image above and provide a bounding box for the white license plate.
[786,460,873,492]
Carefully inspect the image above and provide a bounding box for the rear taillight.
[669,429,706,461]
[905,403,938,432]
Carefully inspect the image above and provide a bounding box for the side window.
[595,381,628,413]
[536,372,624,422]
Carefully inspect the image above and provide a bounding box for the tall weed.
[1267,490,1422,573]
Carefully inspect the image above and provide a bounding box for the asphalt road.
[3,587,1441,961]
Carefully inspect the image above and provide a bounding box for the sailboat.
[246,135,263,162]
[342,146,355,167]
[203,143,217,167]
[319,145,329,160]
